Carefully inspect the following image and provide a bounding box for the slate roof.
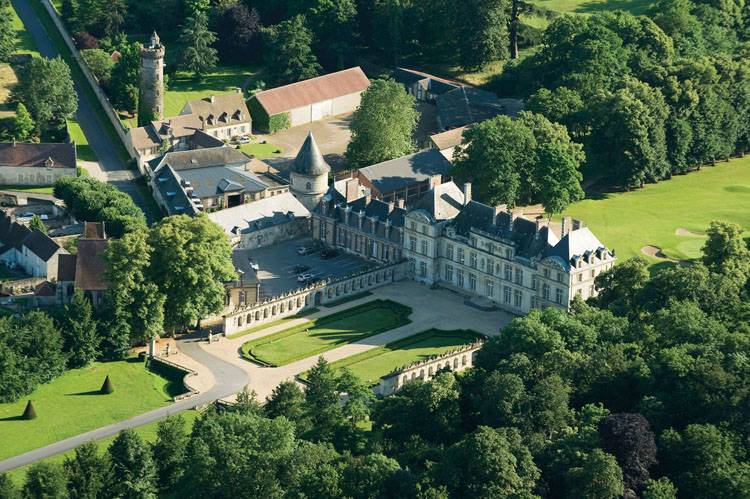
[357,149,452,195]
[0,212,62,262]
[152,147,251,171]
[317,188,406,244]
[207,191,310,237]
[153,166,199,216]
[130,114,205,150]
[230,248,260,285]
[412,181,465,222]
[292,132,330,177]
[393,68,460,96]
[252,67,370,115]
[74,239,108,291]
[437,87,514,131]
[23,231,62,261]
[0,142,76,169]
[57,253,77,281]
[181,92,251,130]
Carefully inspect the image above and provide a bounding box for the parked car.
[292,264,310,274]
[297,272,314,283]
[297,246,316,256]
[238,136,251,144]
[321,248,339,259]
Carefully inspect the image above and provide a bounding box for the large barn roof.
[252,67,370,116]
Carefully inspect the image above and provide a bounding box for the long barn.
[248,67,370,132]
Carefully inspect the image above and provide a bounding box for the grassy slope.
[242,300,412,367]
[561,158,750,263]
[0,359,182,461]
[314,329,484,386]
[529,0,652,15]
[6,410,201,486]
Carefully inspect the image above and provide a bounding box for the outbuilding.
[248,67,370,132]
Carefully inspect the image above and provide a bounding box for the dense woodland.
[3,220,749,498]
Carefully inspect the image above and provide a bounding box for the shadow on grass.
[0,415,26,422]
[575,0,652,14]
[66,390,106,396]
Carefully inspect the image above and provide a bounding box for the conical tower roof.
[292,131,330,177]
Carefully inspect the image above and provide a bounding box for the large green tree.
[345,78,418,168]
[108,430,158,499]
[0,0,15,63]
[178,11,219,78]
[11,103,35,142]
[263,15,321,85]
[148,215,235,333]
[21,462,67,499]
[13,57,77,134]
[63,442,107,499]
[62,290,100,368]
[456,0,509,70]
[152,415,188,490]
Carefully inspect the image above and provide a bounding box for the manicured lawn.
[226,308,319,340]
[0,64,19,119]
[561,157,750,264]
[304,329,484,387]
[239,141,283,159]
[529,0,652,15]
[67,119,98,162]
[0,359,183,461]
[241,300,412,367]
[11,4,40,57]
[0,185,54,194]
[6,410,201,486]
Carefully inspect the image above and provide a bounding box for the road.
[11,0,158,223]
[0,333,250,474]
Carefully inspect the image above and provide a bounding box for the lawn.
[525,1,652,29]
[239,141,283,159]
[11,4,40,57]
[561,157,750,264]
[6,410,201,486]
[241,300,412,367]
[0,185,53,194]
[67,118,97,162]
[0,358,183,461]
[303,329,484,387]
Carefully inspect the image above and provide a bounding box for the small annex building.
[0,142,77,186]
[180,90,252,140]
[248,67,370,132]
[0,211,66,279]
[56,221,109,306]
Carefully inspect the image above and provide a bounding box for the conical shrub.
[22,400,36,420]
[101,375,114,394]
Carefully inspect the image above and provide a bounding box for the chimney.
[387,200,395,213]
[507,210,515,232]
[209,95,216,103]
[345,178,359,203]
[535,216,544,238]
[397,198,405,209]
[561,216,571,237]
[463,183,472,205]
[572,219,583,231]
[430,174,442,187]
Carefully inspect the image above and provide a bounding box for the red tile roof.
[252,67,370,116]
[74,239,108,291]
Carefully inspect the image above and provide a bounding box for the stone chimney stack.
[430,174,442,187]
[463,183,472,206]
[561,216,571,237]
[397,198,405,209]
[572,219,583,231]
[345,178,360,203]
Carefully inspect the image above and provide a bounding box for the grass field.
[561,158,750,264]
[67,119,97,162]
[11,4,40,57]
[0,359,183,461]
[6,410,201,486]
[0,185,54,194]
[239,141,283,159]
[529,0,652,15]
[303,329,484,386]
[241,300,412,367]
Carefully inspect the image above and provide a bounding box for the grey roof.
[0,212,62,261]
[393,68,460,95]
[316,187,406,244]
[230,248,260,285]
[178,166,267,199]
[546,228,605,262]
[181,92,251,130]
[437,87,523,130]
[153,165,199,217]
[154,147,252,171]
[207,192,310,237]
[292,132,330,177]
[358,149,452,195]
[412,181,465,222]
[0,142,76,169]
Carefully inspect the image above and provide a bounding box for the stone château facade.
[139,32,165,124]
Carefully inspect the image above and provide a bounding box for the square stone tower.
[139,32,165,125]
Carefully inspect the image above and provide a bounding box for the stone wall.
[375,341,484,396]
[39,0,138,163]
[223,260,408,335]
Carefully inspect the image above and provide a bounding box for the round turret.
[290,131,330,211]
[139,32,165,124]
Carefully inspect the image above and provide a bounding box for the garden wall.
[148,356,199,401]
[38,0,138,163]
[222,260,408,335]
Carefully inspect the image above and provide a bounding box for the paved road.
[11,0,157,223]
[0,333,250,473]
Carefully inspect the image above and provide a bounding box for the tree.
[81,48,114,85]
[64,442,107,499]
[263,15,321,85]
[178,11,218,78]
[152,415,187,490]
[307,0,358,69]
[526,87,585,138]
[214,5,262,63]
[22,462,67,499]
[148,215,235,333]
[108,430,158,499]
[566,449,624,499]
[12,103,35,142]
[598,413,657,492]
[642,477,677,499]
[103,225,165,345]
[593,257,650,316]
[107,40,140,114]
[0,0,15,63]
[265,380,306,422]
[304,357,344,441]
[436,426,540,499]
[29,215,47,234]
[341,453,404,499]
[13,57,77,133]
[338,368,375,424]
[456,0,509,70]
[345,78,418,168]
[62,290,100,368]
[702,220,750,276]
[0,473,19,499]
[535,142,585,215]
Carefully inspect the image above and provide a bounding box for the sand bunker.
[675,227,703,237]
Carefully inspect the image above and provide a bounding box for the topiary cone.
[100,375,114,394]
[22,400,36,420]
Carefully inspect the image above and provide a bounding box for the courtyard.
[241,299,412,366]
[243,238,372,299]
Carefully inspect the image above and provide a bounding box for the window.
[504,264,512,281]
[515,268,523,285]
[306,181,312,190]
[504,286,511,304]
[487,259,494,275]
[469,274,476,291]
[591,269,596,278]
[457,269,465,287]
[445,265,454,282]
[421,225,427,235]
[420,261,427,277]
[505,248,512,259]
[410,221,416,230]
[408,259,416,272]
[543,268,551,278]
[457,248,465,264]
[421,240,429,256]
[514,290,522,308]
[239,291,246,306]
[578,273,583,282]
[532,277,538,290]
[488,243,495,254]
[469,253,477,269]
[555,288,564,304]
[542,284,550,301]
[470,236,477,247]
[557,272,563,283]
[410,236,417,251]
[486,280,494,297]
[447,244,454,260]
[590,285,595,296]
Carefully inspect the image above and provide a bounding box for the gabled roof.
[23,231,62,261]
[154,147,252,171]
[181,91,251,129]
[357,149,452,195]
[429,126,469,151]
[546,228,606,262]
[207,191,310,237]
[393,68,461,95]
[292,132,330,177]
[412,181,465,222]
[437,87,513,131]
[0,142,76,169]
[0,212,63,262]
[74,239,108,291]
[252,67,370,116]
